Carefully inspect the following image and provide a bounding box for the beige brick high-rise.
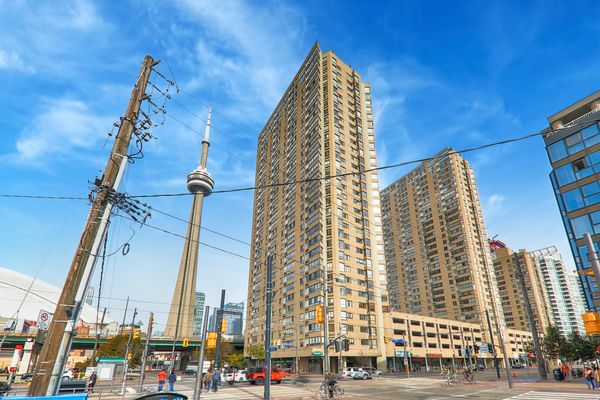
[492,247,551,333]
[244,43,389,372]
[380,150,504,343]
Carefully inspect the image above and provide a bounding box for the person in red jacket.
[158,368,167,392]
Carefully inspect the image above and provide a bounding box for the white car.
[224,370,248,383]
[62,370,74,380]
[342,367,369,380]
[363,367,383,377]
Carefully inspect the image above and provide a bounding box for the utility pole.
[121,297,130,333]
[214,289,226,369]
[139,312,154,392]
[264,255,274,400]
[91,307,106,367]
[485,310,501,379]
[514,254,547,381]
[28,55,156,397]
[338,323,343,374]
[193,306,210,400]
[121,308,137,394]
[295,325,299,375]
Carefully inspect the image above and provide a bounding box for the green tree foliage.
[541,325,563,360]
[204,341,236,367]
[246,344,265,360]
[97,334,144,368]
[225,352,246,368]
[540,325,599,362]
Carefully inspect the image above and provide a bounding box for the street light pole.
[514,254,547,381]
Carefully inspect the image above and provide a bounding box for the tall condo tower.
[542,91,600,310]
[245,43,390,372]
[380,149,505,343]
[165,108,215,338]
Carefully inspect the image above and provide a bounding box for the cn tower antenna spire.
[203,105,211,145]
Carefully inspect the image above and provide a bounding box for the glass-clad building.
[543,90,600,310]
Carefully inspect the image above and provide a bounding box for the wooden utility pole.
[28,55,157,396]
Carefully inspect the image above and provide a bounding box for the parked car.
[224,369,248,384]
[19,373,33,381]
[246,367,285,385]
[473,365,486,372]
[350,367,370,380]
[62,370,74,380]
[362,367,383,377]
[342,367,361,379]
[0,381,10,396]
[511,363,525,369]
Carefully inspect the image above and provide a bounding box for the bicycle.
[315,381,344,399]
[463,371,474,384]
[445,374,457,387]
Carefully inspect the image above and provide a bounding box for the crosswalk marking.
[506,391,600,399]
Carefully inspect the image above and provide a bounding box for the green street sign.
[312,351,324,356]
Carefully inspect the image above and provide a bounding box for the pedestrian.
[561,363,570,381]
[158,368,167,392]
[212,368,221,392]
[205,369,213,392]
[168,370,177,392]
[585,367,595,389]
[87,371,97,393]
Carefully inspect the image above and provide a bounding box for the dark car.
[0,381,11,396]
[473,365,486,371]
[511,363,525,369]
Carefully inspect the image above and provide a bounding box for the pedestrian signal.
[342,338,350,352]
[182,337,189,348]
[221,319,227,333]
[334,340,340,352]
[316,305,325,323]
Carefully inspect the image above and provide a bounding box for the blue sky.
[1,0,599,331]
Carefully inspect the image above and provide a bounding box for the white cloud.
[8,98,111,164]
[0,49,35,73]
[171,0,307,123]
[486,193,506,217]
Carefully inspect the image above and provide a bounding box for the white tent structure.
[0,267,102,332]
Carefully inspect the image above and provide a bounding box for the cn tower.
[165,107,214,339]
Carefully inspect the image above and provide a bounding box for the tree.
[541,325,563,361]
[97,334,144,368]
[225,352,246,368]
[568,331,597,362]
[204,342,236,367]
[246,344,265,366]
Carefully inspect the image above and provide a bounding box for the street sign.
[312,350,324,356]
[283,343,294,348]
[269,346,278,352]
[480,345,489,353]
[395,351,412,357]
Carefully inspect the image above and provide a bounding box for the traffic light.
[334,340,340,352]
[583,312,600,335]
[207,332,217,348]
[221,319,227,333]
[315,305,325,323]
[127,352,132,360]
[383,336,388,344]
[342,338,350,352]
[458,349,462,356]
[182,337,189,348]
[474,345,480,355]
[148,345,156,355]
[133,328,140,339]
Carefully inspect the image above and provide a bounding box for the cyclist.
[463,366,474,383]
[325,373,337,399]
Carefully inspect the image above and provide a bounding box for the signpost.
[269,346,278,352]
[312,350,324,357]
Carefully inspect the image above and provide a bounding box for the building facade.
[208,302,244,337]
[380,150,504,343]
[244,43,389,372]
[193,292,205,336]
[387,312,532,371]
[542,91,600,310]
[491,247,551,333]
[531,247,586,335]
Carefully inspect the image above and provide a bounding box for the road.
[75,371,600,400]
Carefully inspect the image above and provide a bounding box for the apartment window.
[571,211,600,238]
[548,140,568,162]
